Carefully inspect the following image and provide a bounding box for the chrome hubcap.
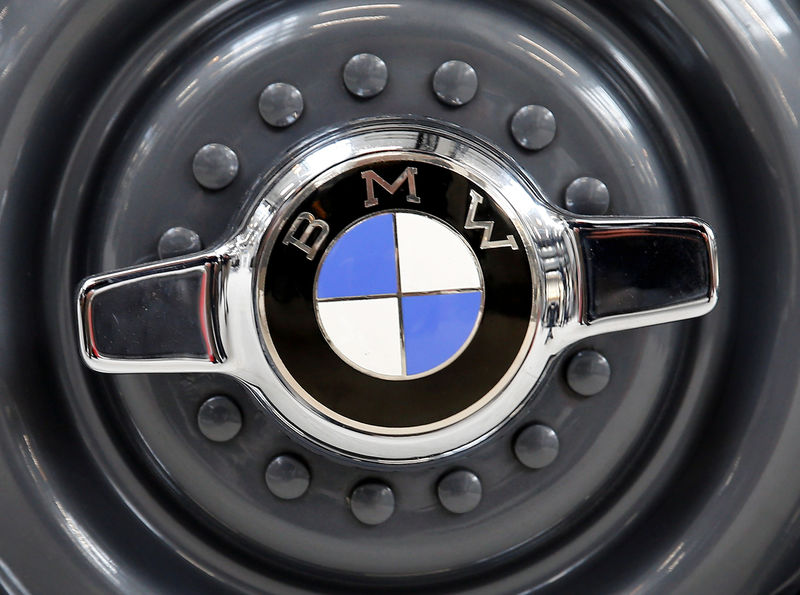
[78,119,717,461]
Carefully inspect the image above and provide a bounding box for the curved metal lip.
[311,209,487,383]
[245,117,552,460]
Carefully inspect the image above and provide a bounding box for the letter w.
[464,190,519,251]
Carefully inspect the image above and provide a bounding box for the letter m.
[361,167,420,208]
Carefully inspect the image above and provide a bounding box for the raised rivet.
[350,482,395,525]
[514,424,559,469]
[192,143,239,190]
[343,53,388,98]
[197,395,242,442]
[433,60,478,106]
[265,455,310,500]
[566,350,611,396]
[259,82,304,128]
[437,470,482,514]
[565,177,610,215]
[511,105,557,150]
[157,227,202,260]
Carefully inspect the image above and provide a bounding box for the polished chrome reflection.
[76,118,718,462]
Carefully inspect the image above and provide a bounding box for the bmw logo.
[260,159,535,435]
[315,209,485,381]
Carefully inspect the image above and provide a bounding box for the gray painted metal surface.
[0,0,799,593]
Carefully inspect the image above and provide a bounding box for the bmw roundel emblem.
[260,160,534,434]
[315,210,485,380]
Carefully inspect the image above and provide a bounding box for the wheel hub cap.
[77,120,717,461]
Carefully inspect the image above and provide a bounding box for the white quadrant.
[395,212,482,293]
[316,297,403,377]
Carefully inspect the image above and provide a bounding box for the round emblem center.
[314,211,485,380]
[259,156,534,435]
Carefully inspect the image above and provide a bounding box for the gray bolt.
[265,455,310,500]
[437,470,482,514]
[514,424,560,469]
[258,82,304,128]
[511,105,557,151]
[343,53,388,98]
[157,227,202,260]
[197,395,242,442]
[350,482,395,525]
[433,60,478,106]
[192,143,239,190]
[565,177,610,215]
[566,350,611,396]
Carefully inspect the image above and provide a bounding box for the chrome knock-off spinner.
[76,119,717,462]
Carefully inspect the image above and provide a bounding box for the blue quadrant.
[316,213,398,299]
[402,292,482,376]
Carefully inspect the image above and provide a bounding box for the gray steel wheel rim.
[0,0,798,593]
